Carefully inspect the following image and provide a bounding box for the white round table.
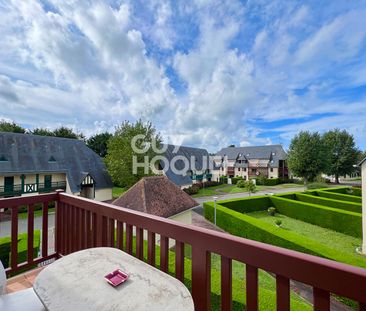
[33,247,194,311]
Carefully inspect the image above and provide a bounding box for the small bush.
[267,207,276,216]
[219,176,228,184]
[275,220,282,227]
[236,180,246,188]
[231,176,243,185]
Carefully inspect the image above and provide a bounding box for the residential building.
[155,144,212,188]
[112,175,199,224]
[0,132,113,201]
[214,145,289,180]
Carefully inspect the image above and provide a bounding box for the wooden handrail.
[1,191,366,310]
[58,192,366,305]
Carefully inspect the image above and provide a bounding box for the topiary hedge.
[0,231,40,268]
[295,193,361,214]
[203,202,366,269]
[218,195,272,213]
[316,190,362,203]
[269,196,361,238]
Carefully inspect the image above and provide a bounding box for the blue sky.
[0,0,366,151]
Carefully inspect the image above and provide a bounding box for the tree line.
[1,119,365,187]
[287,130,365,184]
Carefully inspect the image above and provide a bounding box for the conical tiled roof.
[112,176,199,218]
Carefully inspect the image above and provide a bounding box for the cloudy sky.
[0,0,366,151]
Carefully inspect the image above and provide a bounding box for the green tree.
[87,132,112,157]
[287,131,328,185]
[0,120,25,133]
[323,129,359,183]
[53,126,84,140]
[245,180,256,196]
[31,128,55,136]
[105,120,162,187]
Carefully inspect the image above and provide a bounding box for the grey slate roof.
[0,132,113,193]
[216,145,287,167]
[359,157,366,166]
[162,144,211,186]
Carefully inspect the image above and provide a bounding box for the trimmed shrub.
[219,176,228,184]
[295,193,361,214]
[236,180,246,188]
[267,207,276,216]
[203,202,366,268]
[264,178,280,186]
[0,231,41,269]
[316,190,362,204]
[322,187,353,194]
[231,176,243,185]
[269,196,361,238]
[218,195,272,213]
[349,187,362,197]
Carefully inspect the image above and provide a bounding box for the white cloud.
[0,0,365,151]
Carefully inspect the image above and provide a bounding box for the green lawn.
[248,211,364,257]
[112,187,127,199]
[191,184,230,198]
[18,207,55,219]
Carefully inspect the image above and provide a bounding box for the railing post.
[55,190,64,257]
[192,247,211,311]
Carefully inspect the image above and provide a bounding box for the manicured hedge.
[218,195,272,213]
[320,186,362,197]
[295,193,361,214]
[316,190,362,204]
[203,202,366,268]
[350,187,362,197]
[269,196,361,238]
[0,231,40,268]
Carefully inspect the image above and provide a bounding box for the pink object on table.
[104,269,129,287]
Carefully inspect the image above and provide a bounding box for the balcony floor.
[6,267,44,293]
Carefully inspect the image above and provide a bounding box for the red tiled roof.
[112,176,198,218]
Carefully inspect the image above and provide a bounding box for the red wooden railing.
[1,191,366,310]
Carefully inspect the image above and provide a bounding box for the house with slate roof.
[155,144,213,188]
[0,132,113,201]
[214,145,289,180]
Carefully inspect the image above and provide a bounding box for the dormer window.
[272,152,276,156]
[48,156,56,162]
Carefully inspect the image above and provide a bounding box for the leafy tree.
[245,180,256,196]
[323,129,359,183]
[31,128,55,136]
[53,126,84,140]
[87,132,112,157]
[287,131,328,185]
[228,144,236,147]
[0,120,25,133]
[105,120,162,187]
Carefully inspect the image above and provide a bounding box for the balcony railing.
[1,191,366,310]
[0,181,66,197]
